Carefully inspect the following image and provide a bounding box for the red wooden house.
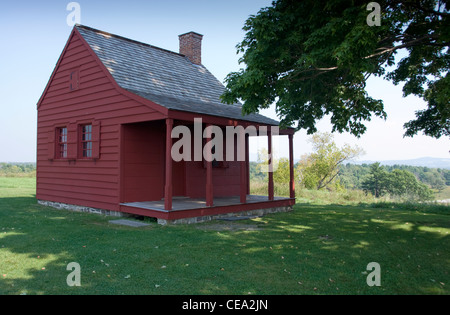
[36,25,296,224]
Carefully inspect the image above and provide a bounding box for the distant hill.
[352,157,450,169]
[250,155,450,169]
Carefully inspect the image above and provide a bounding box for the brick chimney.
[179,31,203,65]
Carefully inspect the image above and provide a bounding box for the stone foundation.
[156,205,293,225]
[37,200,125,217]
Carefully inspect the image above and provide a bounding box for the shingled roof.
[75,25,279,126]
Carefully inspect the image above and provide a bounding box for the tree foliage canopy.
[361,162,434,200]
[222,0,449,138]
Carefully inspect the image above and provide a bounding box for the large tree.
[362,163,434,200]
[361,162,389,197]
[221,0,449,138]
[297,132,363,189]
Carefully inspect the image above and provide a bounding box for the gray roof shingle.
[75,25,279,125]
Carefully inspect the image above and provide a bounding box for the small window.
[58,127,68,158]
[202,138,228,169]
[81,124,92,158]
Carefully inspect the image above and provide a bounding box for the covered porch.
[119,113,296,224]
[162,115,296,209]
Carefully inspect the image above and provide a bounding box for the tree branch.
[365,34,443,59]
[280,32,447,83]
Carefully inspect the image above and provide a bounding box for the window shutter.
[92,120,101,159]
[67,123,78,159]
[47,128,55,160]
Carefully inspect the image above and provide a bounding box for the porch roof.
[127,89,280,126]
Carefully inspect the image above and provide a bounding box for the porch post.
[240,129,247,203]
[245,133,250,195]
[205,124,214,207]
[164,118,173,210]
[268,127,274,201]
[289,133,295,199]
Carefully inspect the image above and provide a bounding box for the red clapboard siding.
[184,137,242,198]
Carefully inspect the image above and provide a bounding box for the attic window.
[69,70,79,91]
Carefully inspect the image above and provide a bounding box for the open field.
[0,177,448,294]
[435,186,450,201]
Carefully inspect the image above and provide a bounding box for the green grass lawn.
[0,177,449,295]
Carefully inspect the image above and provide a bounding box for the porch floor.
[121,195,290,212]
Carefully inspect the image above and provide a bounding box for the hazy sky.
[0,0,448,162]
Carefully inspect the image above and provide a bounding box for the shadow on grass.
[0,197,449,295]
[195,203,450,294]
[0,197,101,294]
